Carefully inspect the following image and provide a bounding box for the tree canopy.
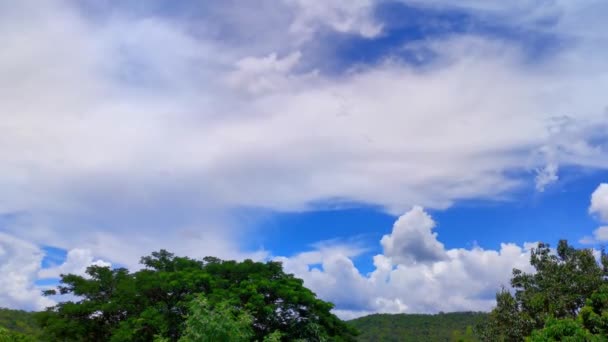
[479,240,608,341]
[36,250,358,341]
[0,308,40,340]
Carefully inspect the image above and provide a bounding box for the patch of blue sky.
[249,167,607,274]
[248,205,394,274]
[431,168,608,251]
[311,1,562,74]
[41,246,67,269]
[35,278,60,287]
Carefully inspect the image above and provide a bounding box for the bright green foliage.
[0,309,40,339]
[261,331,283,342]
[529,284,608,341]
[349,312,486,341]
[0,326,36,342]
[37,250,358,341]
[451,325,476,342]
[580,284,608,335]
[480,240,608,341]
[179,295,253,342]
[529,318,606,342]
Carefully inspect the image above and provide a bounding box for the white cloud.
[226,52,304,94]
[286,0,382,40]
[535,162,559,192]
[38,248,111,279]
[590,184,608,222]
[380,206,446,264]
[0,232,54,310]
[0,0,608,311]
[277,208,535,317]
[592,226,608,242]
[579,184,608,245]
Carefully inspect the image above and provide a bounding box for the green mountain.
[349,312,488,342]
[0,308,41,340]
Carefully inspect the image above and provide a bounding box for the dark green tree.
[37,250,357,341]
[479,240,608,341]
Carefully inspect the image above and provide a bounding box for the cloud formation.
[590,184,608,222]
[380,206,446,264]
[278,207,535,318]
[0,233,54,310]
[582,184,608,245]
[38,249,111,280]
[0,0,607,311]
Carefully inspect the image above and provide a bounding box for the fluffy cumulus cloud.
[0,233,54,310]
[380,206,446,264]
[278,207,535,318]
[590,184,608,222]
[38,249,111,279]
[0,231,114,309]
[1,0,608,311]
[582,184,608,244]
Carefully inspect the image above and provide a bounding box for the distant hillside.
[349,312,488,342]
[0,308,41,338]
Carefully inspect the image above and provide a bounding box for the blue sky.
[1,0,608,317]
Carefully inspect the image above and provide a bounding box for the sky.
[1,0,608,319]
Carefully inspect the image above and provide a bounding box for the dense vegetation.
[349,312,486,341]
[479,240,608,341]
[35,250,357,341]
[0,308,41,338]
[3,241,608,341]
[0,309,41,341]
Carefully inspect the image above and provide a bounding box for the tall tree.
[479,240,608,341]
[37,250,357,341]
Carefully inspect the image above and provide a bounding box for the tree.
[528,317,603,342]
[37,250,358,341]
[0,309,40,340]
[479,240,608,341]
[529,284,608,341]
[579,284,608,335]
[179,295,253,342]
[0,326,35,342]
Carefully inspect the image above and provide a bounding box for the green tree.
[528,318,606,342]
[479,240,608,341]
[579,284,608,335]
[0,308,41,339]
[38,250,358,341]
[451,325,476,342]
[0,326,35,342]
[179,295,253,342]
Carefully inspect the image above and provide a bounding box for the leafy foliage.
[179,295,253,342]
[479,240,608,341]
[0,326,37,342]
[0,309,40,341]
[348,312,486,341]
[37,250,358,341]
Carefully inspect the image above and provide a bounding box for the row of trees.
[36,250,357,341]
[479,240,608,341]
[4,240,608,341]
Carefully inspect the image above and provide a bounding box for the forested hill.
[349,312,488,342]
[0,308,41,338]
[1,307,487,342]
